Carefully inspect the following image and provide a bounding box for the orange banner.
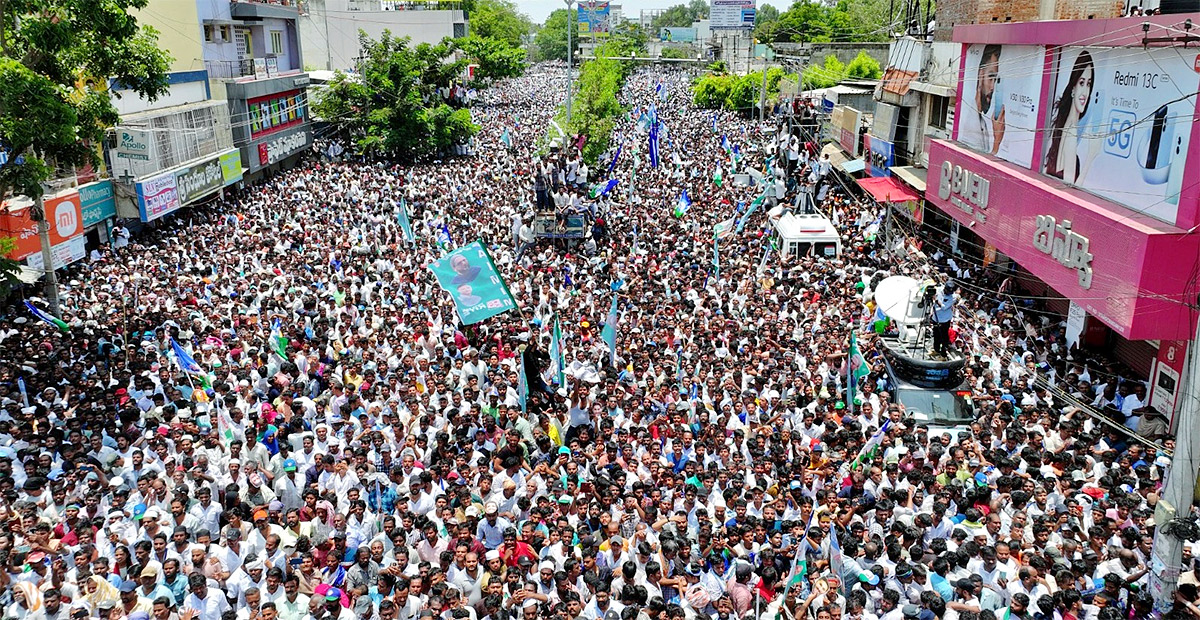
[1,190,84,260]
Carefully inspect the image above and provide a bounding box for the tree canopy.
[760,0,892,44]
[458,34,527,82]
[799,51,882,89]
[693,67,794,111]
[469,0,532,49]
[650,0,709,30]
[533,8,576,62]
[313,31,479,162]
[0,0,172,201]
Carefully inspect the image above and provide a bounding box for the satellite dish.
[873,276,919,324]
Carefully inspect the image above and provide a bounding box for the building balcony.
[206,58,303,83]
[231,0,299,20]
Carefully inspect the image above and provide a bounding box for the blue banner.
[426,241,518,324]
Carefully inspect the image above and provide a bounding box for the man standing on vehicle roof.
[933,282,959,358]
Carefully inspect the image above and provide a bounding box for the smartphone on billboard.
[1166,133,1186,205]
[1145,104,1169,169]
[991,82,1005,121]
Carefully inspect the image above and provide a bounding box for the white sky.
[521,1,785,25]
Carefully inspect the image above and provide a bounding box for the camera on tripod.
[918,283,938,309]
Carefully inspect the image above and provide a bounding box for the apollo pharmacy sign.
[937,161,990,223]
[116,128,151,161]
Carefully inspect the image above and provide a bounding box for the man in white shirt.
[182,574,230,620]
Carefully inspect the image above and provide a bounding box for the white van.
[773,212,841,260]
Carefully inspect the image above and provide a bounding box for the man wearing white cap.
[475,502,510,551]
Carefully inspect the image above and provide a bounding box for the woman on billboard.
[1044,50,1099,184]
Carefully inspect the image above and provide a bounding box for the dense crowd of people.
[0,63,1183,620]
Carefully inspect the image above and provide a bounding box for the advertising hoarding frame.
[1038,45,1200,227]
[710,0,755,30]
[577,1,611,37]
[955,43,1046,169]
[659,27,697,42]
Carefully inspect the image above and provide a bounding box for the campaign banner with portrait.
[1040,46,1200,226]
[427,241,518,324]
[957,44,1045,169]
[577,2,610,37]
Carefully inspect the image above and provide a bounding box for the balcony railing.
[206,58,301,81]
[205,59,256,80]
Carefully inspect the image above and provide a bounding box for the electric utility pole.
[1149,304,1200,611]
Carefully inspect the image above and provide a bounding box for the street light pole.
[759,57,769,125]
[565,0,574,136]
[31,187,62,318]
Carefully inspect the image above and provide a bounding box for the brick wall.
[935,0,1123,41]
[1053,0,1125,20]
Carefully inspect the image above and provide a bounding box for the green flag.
[545,315,566,388]
[601,295,618,368]
[713,166,723,187]
[397,199,415,242]
[847,331,870,413]
[269,319,288,358]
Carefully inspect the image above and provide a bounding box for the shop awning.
[856,176,921,203]
[840,158,866,174]
[821,143,850,168]
[890,165,928,193]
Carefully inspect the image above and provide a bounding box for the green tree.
[693,67,791,111]
[753,3,781,41]
[559,41,639,167]
[838,0,894,42]
[458,35,527,81]
[650,0,709,31]
[802,54,847,89]
[314,31,479,161]
[727,73,762,111]
[0,0,171,201]
[772,1,833,43]
[469,0,532,48]
[770,0,892,43]
[609,21,650,56]
[692,75,733,108]
[534,8,575,62]
[845,50,882,79]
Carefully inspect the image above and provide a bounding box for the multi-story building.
[855,11,1200,416]
[201,0,313,180]
[299,0,468,71]
[102,1,242,233]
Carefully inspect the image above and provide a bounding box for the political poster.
[577,1,610,37]
[957,44,1045,168]
[1040,46,1200,226]
[427,241,518,324]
